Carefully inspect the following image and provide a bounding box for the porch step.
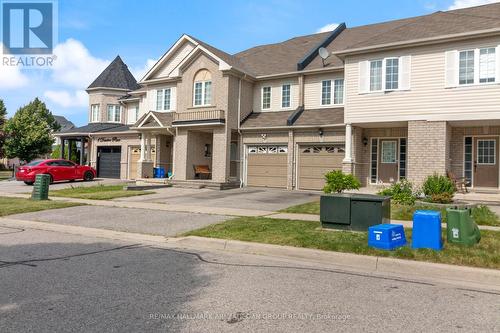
[170,179,241,190]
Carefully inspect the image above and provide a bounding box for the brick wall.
[407,120,448,185]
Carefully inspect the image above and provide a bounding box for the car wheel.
[83,171,94,181]
[24,181,34,185]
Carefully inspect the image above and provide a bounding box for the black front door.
[97,146,121,179]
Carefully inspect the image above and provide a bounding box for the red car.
[16,159,96,185]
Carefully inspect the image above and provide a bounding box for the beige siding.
[304,72,344,110]
[345,36,500,123]
[152,41,195,79]
[252,78,299,112]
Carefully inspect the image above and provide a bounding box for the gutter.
[254,66,344,80]
[239,123,345,131]
[333,27,500,57]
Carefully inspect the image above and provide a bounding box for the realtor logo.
[1,0,56,54]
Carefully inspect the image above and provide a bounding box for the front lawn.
[50,185,153,200]
[281,201,500,227]
[0,170,12,181]
[185,217,500,269]
[0,196,83,217]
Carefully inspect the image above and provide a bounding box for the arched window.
[193,69,212,106]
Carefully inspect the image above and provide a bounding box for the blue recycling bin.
[153,167,165,178]
[368,224,406,250]
[412,210,443,250]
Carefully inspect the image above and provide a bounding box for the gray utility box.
[320,194,391,231]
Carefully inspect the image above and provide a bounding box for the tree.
[0,99,6,158]
[4,98,60,162]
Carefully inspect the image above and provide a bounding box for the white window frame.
[156,88,172,111]
[107,104,121,123]
[281,84,291,109]
[261,86,271,110]
[381,140,397,164]
[368,57,402,93]
[193,80,212,107]
[320,79,344,106]
[90,104,100,122]
[457,47,497,86]
[477,139,496,165]
[369,59,383,92]
[479,47,496,84]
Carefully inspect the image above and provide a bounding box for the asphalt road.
[1,227,499,332]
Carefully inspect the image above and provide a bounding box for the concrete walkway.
[1,191,499,231]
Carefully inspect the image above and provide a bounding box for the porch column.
[139,133,146,162]
[60,138,65,159]
[146,134,152,161]
[79,137,85,165]
[343,123,353,163]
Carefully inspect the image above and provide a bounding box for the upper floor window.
[193,69,212,106]
[156,88,172,111]
[321,79,344,105]
[262,86,271,109]
[107,104,121,123]
[281,84,291,108]
[480,48,496,83]
[459,50,475,85]
[385,58,399,90]
[370,60,383,91]
[90,104,100,122]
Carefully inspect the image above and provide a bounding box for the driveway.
[0,178,128,194]
[116,187,320,212]
[9,206,228,236]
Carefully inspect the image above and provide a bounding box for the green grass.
[50,185,153,200]
[282,201,500,227]
[0,196,83,216]
[0,170,12,181]
[185,217,500,269]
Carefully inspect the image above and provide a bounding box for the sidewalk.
[1,216,499,292]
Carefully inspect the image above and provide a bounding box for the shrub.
[323,170,361,194]
[422,174,455,203]
[377,179,419,205]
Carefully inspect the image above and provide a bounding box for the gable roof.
[87,56,141,91]
[53,115,75,133]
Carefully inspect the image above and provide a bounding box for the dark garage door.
[97,146,121,179]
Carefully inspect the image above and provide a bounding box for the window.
[321,80,331,105]
[135,106,139,122]
[128,105,139,124]
[334,79,344,104]
[385,58,399,90]
[281,84,291,108]
[477,139,496,165]
[262,86,271,109]
[107,105,121,122]
[464,137,472,184]
[459,50,475,85]
[370,60,383,91]
[91,104,100,122]
[381,141,397,163]
[479,48,496,83]
[399,138,406,180]
[156,88,172,111]
[193,70,212,106]
[370,139,378,183]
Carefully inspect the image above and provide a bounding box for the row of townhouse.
[57,3,500,190]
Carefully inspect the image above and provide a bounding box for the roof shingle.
[88,56,141,90]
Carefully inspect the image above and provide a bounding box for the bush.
[377,179,419,205]
[422,174,455,203]
[323,170,361,194]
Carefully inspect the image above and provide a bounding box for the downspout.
[237,75,243,187]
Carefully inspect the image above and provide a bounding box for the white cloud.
[44,90,87,108]
[0,44,30,89]
[131,58,157,81]
[448,0,500,10]
[51,38,109,88]
[316,23,339,34]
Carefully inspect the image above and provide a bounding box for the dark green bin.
[31,174,51,200]
[446,208,481,246]
[320,194,391,231]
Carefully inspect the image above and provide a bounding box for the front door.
[378,139,398,183]
[474,137,499,188]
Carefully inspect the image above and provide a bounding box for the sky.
[0,0,498,126]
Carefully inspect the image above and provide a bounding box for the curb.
[174,236,500,291]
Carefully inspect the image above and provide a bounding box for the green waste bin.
[31,174,51,200]
[320,194,390,231]
[446,208,481,246]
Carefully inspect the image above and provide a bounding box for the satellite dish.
[318,47,329,60]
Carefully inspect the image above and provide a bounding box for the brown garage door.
[298,145,345,190]
[247,145,288,188]
[128,146,156,180]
